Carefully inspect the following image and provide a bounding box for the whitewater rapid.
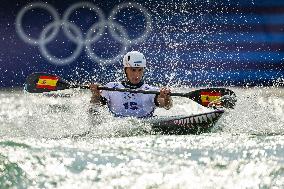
[0,87,283,188]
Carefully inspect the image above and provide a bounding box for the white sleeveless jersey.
[101,82,158,118]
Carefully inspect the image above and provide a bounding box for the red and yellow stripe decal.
[36,76,58,90]
[200,91,221,106]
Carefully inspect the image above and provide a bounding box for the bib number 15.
[123,102,138,110]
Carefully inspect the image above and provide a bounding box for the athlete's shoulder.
[105,82,123,88]
[141,83,159,91]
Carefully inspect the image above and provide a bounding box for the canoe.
[87,108,225,136]
[146,109,224,135]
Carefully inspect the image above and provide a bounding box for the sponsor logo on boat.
[173,113,218,127]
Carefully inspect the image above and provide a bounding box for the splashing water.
[0,87,283,188]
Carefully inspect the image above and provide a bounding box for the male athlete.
[90,51,172,118]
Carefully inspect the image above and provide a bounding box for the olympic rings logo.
[15,2,152,66]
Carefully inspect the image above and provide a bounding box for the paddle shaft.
[71,85,189,97]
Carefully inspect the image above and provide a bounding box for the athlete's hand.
[158,87,172,110]
[89,84,101,95]
[159,87,171,99]
[89,84,101,103]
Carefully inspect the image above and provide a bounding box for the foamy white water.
[0,87,283,188]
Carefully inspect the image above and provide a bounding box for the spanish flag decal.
[36,76,58,90]
[200,91,221,106]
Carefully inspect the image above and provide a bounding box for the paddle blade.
[25,73,71,93]
[187,88,237,109]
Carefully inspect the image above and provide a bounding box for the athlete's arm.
[156,87,173,110]
[89,84,107,105]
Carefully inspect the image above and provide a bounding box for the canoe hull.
[147,110,224,135]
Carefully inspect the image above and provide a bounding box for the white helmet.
[123,51,146,68]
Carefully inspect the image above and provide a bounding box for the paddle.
[25,72,237,109]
